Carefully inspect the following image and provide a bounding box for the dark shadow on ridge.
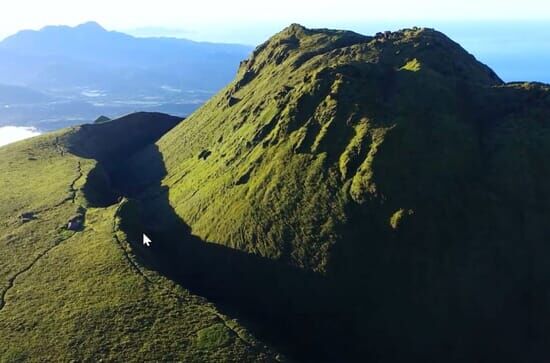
[66,112,183,207]
[71,104,550,362]
[107,144,360,363]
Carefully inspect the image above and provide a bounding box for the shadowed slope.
[133,25,550,361]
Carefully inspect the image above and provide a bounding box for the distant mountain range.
[0,22,252,130]
[0,83,51,104]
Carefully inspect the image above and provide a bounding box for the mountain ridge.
[125,24,550,361]
[0,112,279,361]
[155,23,511,271]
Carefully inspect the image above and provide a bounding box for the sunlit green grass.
[0,120,277,362]
[151,25,515,273]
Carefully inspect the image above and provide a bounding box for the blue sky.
[0,1,548,83]
[0,0,549,43]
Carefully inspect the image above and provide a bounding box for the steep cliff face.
[153,24,520,272]
[141,24,550,360]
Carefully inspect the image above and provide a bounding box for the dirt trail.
[0,233,77,312]
[1,148,84,312]
[109,201,260,350]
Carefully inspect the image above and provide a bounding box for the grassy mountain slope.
[0,113,277,362]
[156,25,505,270]
[127,25,550,361]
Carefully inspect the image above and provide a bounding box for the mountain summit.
[122,25,550,361]
[156,24,510,270]
[74,21,107,31]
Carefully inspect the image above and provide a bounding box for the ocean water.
[436,21,550,84]
[0,126,41,147]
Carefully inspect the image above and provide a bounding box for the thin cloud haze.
[1,0,549,40]
[0,126,41,147]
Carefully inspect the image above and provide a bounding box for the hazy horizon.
[1,1,548,146]
[1,0,549,42]
[1,19,548,47]
[0,19,547,84]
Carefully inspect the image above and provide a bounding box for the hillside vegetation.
[156,25,505,270]
[121,25,550,361]
[0,113,278,362]
[2,24,550,362]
